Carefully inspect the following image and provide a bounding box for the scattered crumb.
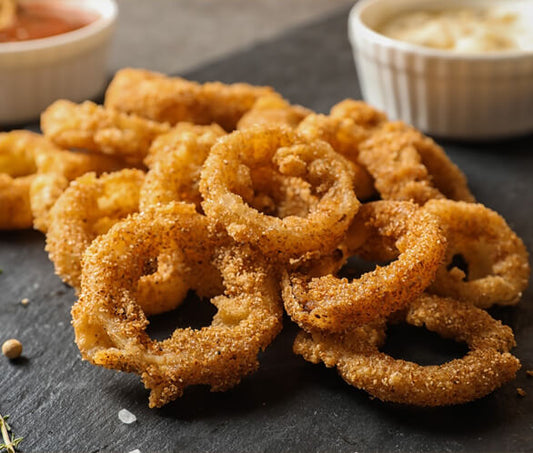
[118,408,137,424]
[20,298,29,306]
[128,450,141,453]
[2,339,23,359]
[517,388,526,397]
[526,370,533,377]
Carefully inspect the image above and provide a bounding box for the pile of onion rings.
[1,68,529,408]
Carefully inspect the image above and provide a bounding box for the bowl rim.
[0,0,117,54]
[349,0,533,61]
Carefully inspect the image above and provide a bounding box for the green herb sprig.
[0,414,23,453]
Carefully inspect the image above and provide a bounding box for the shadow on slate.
[1,4,533,453]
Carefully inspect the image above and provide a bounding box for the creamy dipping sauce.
[377,7,533,53]
[0,1,98,43]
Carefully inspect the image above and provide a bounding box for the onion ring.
[282,201,446,332]
[45,169,145,291]
[140,123,226,211]
[1,130,125,230]
[72,203,283,408]
[104,68,275,131]
[358,122,475,204]
[200,125,360,259]
[41,99,170,166]
[425,199,530,308]
[30,173,70,233]
[296,113,377,200]
[0,174,34,230]
[294,294,520,406]
[0,130,52,229]
[31,146,127,232]
[329,99,388,129]
[237,94,312,130]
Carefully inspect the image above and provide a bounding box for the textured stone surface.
[1,6,533,453]
[111,0,354,75]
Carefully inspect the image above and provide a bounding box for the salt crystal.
[118,408,137,424]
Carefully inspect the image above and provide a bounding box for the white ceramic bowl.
[0,0,117,125]
[349,0,533,140]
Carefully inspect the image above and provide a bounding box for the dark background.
[1,7,532,452]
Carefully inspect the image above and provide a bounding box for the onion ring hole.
[380,322,469,366]
[146,292,217,341]
[447,253,469,281]
[337,255,397,281]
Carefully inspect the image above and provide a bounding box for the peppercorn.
[2,339,22,359]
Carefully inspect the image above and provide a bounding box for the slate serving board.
[1,6,532,452]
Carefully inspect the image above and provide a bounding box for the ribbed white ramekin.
[0,0,117,125]
[349,0,533,140]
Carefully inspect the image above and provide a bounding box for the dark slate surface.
[1,6,533,453]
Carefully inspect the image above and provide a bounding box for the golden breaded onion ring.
[200,125,360,259]
[0,130,53,229]
[31,147,127,233]
[0,174,34,230]
[104,68,275,131]
[1,130,125,230]
[46,169,145,291]
[425,199,530,308]
[282,201,446,332]
[358,122,475,205]
[329,99,388,129]
[72,203,283,408]
[294,294,520,406]
[237,94,312,130]
[297,113,377,201]
[140,123,226,211]
[41,100,170,166]
[30,173,70,233]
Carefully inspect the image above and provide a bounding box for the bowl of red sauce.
[0,0,117,124]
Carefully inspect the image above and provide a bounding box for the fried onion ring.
[282,201,446,332]
[296,113,376,200]
[237,94,312,130]
[200,126,360,259]
[30,147,127,232]
[45,169,145,290]
[294,294,520,406]
[140,123,226,211]
[0,130,126,230]
[425,199,530,308]
[72,203,283,408]
[329,99,388,129]
[104,68,275,131]
[41,99,170,166]
[0,130,51,229]
[358,122,475,204]
[0,174,34,230]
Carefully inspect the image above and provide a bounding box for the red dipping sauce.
[0,1,99,43]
